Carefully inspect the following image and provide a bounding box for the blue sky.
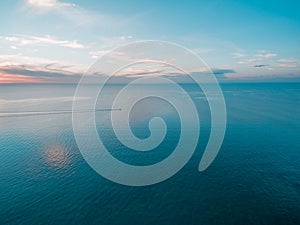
[0,0,299,83]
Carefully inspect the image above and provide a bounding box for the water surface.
[0,83,299,224]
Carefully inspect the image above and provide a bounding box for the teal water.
[0,83,300,224]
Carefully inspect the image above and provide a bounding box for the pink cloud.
[278,63,297,68]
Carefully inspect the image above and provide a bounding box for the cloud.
[232,53,247,58]
[120,70,165,78]
[27,0,73,8]
[25,0,139,27]
[0,54,52,66]
[234,51,278,68]
[255,53,277,59]
[253,64,268,68]
[0,52,86,83]
[0,64,82,83]
[233,51,280,71]
[211,69,236,75]
[278,63,297,68]
[1,65,80,77]
[0,53,84,71]
[89,36,136,58]
[89,50,110,59]
[26,0,111,26]
[276,59,298,68]
[0,71,42,83]
[120,36,133,41]
[278,58,296,63]
[0,35,85,49]
[116,66,166,78]
[116,67,236,80]
[98,36,136,48]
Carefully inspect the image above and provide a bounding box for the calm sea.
[0,83,299,225]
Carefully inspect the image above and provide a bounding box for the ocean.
[0,83,299,224]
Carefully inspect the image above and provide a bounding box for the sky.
[0,0,299,83]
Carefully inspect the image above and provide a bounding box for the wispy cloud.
[0,35,85,49]
[277,58,296,63]
[255,53,277,59]
[25,0,96,25]
[247,52,277,63]
[27,0,73,8]
[0,53,84,70]
[89,50,110,59]
[192,48,215,54]
[0,54,52,66]
[276,59,298,68]
[89,36,135,58]
[25,0,140,27]
[118,68,165,78]
[232,52,247,58]
[278,63,297,68]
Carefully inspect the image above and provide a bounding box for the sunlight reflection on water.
[44,145,71,169]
